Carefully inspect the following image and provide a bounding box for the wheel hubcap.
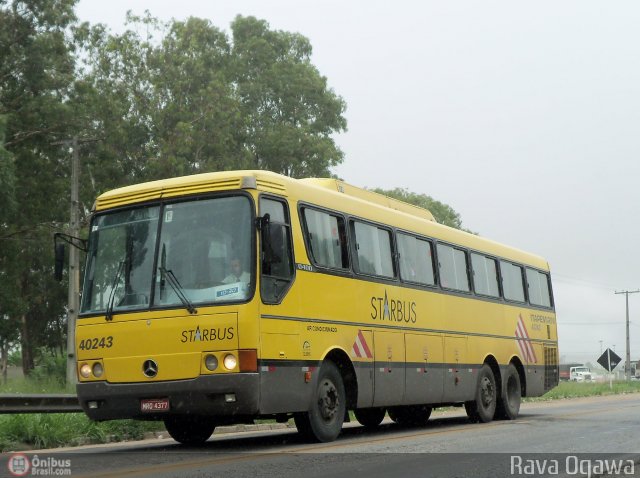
[318,379,339,420]
[480,377,494,407]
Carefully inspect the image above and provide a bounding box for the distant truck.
[559,363,583,381]
[570,366,592,382]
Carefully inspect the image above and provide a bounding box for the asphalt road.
[2,394,640,478]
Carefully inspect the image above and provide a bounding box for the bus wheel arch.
[484,355,502,395]
[294,349,355,443]
[323,348,358,410]
[509,356,526,397]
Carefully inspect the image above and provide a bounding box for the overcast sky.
[76,0,640,367]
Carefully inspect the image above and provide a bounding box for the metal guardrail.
[0,394,83,414]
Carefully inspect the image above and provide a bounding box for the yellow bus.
[75,170,558,444]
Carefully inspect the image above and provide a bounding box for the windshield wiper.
[158,266,197,315]
[105,261,125,321]
[159,244,167,301]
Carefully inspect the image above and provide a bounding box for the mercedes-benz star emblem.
[142,359,158,378]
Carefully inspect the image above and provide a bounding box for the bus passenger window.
[351,221,395,278]
[303,208,349,269]
[526,268,552,307]
[500,261,525,302]
[397,233,435,285]
[471,253,500,297]
[437,243,470,292]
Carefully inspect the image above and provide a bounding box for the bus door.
[404,334,444,405]
[372,331,405,406]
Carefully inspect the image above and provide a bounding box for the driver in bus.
[222,257,250,284]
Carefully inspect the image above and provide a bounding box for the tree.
[231,16,347,178]
[146,16,250,178]
[75,14,347,186]
[0,0,77,375]
[372,187,474,232]
[0,116,15,215]
[0,114,18,382]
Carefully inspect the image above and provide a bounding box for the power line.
[553,273,619,291]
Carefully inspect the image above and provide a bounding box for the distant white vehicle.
[570,366,592,382]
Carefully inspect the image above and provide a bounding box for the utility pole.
[67,136,80,386]
[54,136,97,386]
[615,289,640,381]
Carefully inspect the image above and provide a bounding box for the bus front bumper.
[76,373,260,421]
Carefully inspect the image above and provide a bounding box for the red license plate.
[140,398,170,412]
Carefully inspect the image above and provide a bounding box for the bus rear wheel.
[388,405,432,426]
[465,364,497,423]
[164,416,216,445]
[294,361,346,442]
[495,364,521,420]
[354,407,386,428]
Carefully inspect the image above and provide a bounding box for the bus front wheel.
[164,415,216,445]
[294,361,345,442]
[465,364,497,423]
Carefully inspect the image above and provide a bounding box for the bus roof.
[300,178,436,222]
[94,170,549,270]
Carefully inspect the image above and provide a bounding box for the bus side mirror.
[54,243,65,282]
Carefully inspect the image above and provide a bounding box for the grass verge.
[0,414,164,452]
[527,379,640,401]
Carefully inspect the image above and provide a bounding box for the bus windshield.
[81,195,253,315]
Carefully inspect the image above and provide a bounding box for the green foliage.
[0,352,69,393]
[371,187,473,232]
[0,374,68,395]
[0,0,77,374]
[73,13,346,187]
[8,350,22,367]
[0,115,16,218]
[29,351,67,386]
[527,380,640,401]
[0,414,163,451]
[231,16,347,177]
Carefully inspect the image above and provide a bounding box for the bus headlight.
[79,363,91,379]
[205,354,218,371]
[223,354,237,371]
[92,362,104,378]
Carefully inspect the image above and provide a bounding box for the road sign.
[597,348,622,372]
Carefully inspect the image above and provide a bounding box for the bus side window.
[397,232,435,286]
[526,268,552,308]
[471,253,500,298]
[500,260,526,302]
[437,243,470,292]
[302,208,349,270]
[260,197,294,303]
[351,220,395,279]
